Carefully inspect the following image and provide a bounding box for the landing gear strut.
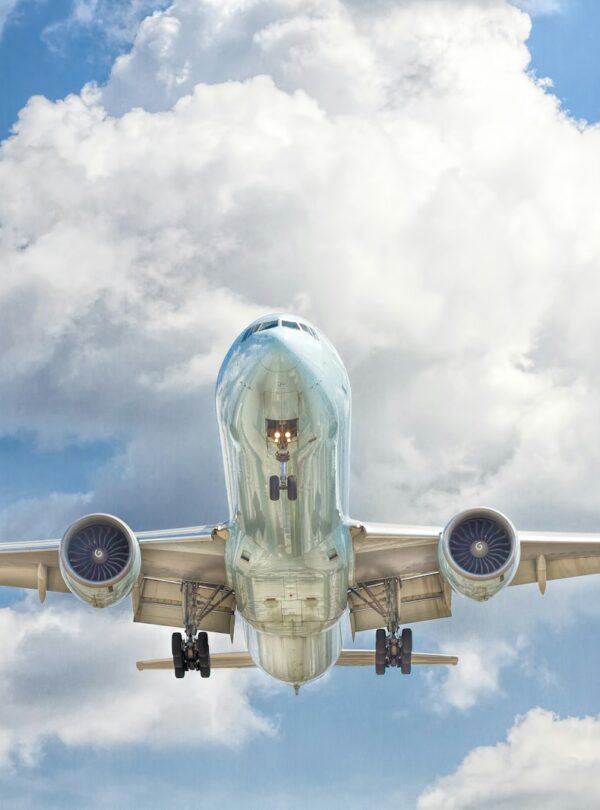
[374,627,413,675]
[171,630,211,679]
[267,419,298,501]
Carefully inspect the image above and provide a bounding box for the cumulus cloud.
[0,596,274,768]
[2,0,600,729]
[42,1,170,53]
[3,0,597,529]
[418,708,600,809]
[424,637,518,711]
[415,567,600,712]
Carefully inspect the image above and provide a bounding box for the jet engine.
[59,513,141,608]
[438,507,520,601]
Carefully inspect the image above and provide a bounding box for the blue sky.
[2,1,600,808]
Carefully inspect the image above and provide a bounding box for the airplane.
[2,312,600,694]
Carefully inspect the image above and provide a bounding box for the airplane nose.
[260,340,297,373]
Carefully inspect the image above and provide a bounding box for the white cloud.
[0,597,275,768]
[42,1,170,53]
[418,708,600,809]
[2,0,600,726]
[425,637,518,711]
[415,569,600,711]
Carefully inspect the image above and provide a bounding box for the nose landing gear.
[267,419,298,501]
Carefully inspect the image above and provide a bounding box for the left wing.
[0,524,236,635]
[348,521,600,635]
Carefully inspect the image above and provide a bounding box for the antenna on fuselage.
[293,683,301,696]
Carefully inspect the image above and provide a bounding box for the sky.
[1,0,600,807]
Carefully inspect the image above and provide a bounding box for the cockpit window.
[242,319,319,341]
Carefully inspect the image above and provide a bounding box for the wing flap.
[349,571,452,633]
[512,532,600,587]
[0,563,68,593]
[133,577,235,635]
[0,539,66,596]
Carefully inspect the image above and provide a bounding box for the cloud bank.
[418,708,600,809]
[0,598,274,768]
[2,0,600,756]
[3,0,600,535]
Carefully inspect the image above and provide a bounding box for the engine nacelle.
[438,507,520,602]
[59,513,141,608]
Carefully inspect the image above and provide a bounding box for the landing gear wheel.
[287,475,297,501]
[172,632,185,679]
[400,627,412,675]
[269,475,280,501]
[196,631,211,678]
[375,628,387,675]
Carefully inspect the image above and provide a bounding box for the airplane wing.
[0,523,236,636]
[348,521,600,635]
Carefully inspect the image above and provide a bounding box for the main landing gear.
[375,627,412,675]
[267,418,298,501]
[172,630,211,679]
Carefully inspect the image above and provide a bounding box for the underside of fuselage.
[216,314,352,684]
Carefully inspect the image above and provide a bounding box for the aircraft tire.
[400,628,412,675]
[196,632,210,665]
[375,628,387,675]
[269,475,280,501]
[172,632,185,679]
[287,475,298,501]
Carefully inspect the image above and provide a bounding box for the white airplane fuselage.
[216,314,352,686]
